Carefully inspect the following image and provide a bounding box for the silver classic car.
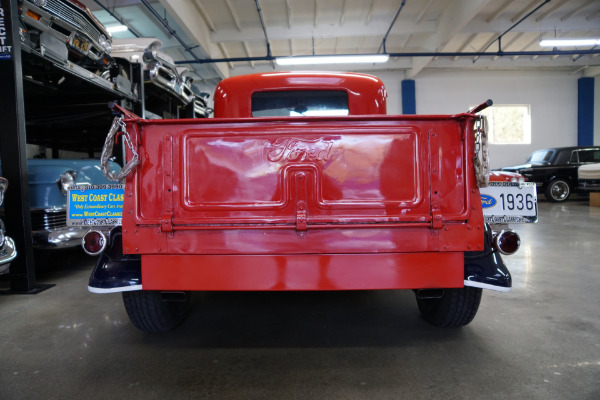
[19,0,114,71]
[0,178,17,275]
[110,38,194,106]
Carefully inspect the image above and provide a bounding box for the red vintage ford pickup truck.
[81,72,536,332]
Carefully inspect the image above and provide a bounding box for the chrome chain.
[473,115,490,188]
[101,116,140,182]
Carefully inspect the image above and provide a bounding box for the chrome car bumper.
[0,236,17,275]
[32,226,86,250]
[20,0,112,66]
[30,208,85,249]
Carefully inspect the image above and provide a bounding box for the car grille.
[30,209,67,231]
[43,0,108,46]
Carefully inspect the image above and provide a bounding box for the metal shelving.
[0,2,182,292]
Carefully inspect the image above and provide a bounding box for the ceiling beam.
[224,0,242,31]
[463,15,594,34]
[487,0,512,23]
[212,20,436,43]
[587,8,600,20]
[159,0,228,78]
[583,66,600,77]
[217,43,235,70]
[535,0,569,22]
[511,0,541,23]
[408,0,492,78]
[453,33,477,61]
[242,42,255,68]
[285,0,292,28]
[210,15,592,44]
[340,0,347,25]
[414,0,434,24]
[365,0,376,24]
[192,0,216,32]
[562,0,595,21]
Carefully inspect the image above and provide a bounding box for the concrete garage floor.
[1,199,599,400]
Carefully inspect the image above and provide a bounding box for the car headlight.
[147,63,161,80]
[59,170,78,195]
[143,48,158,64]
[98,35,112,53]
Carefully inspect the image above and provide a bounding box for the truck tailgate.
[121,116,483,255]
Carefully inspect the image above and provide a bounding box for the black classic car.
[501,146,600,202]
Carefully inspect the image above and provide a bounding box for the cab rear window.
[252,90,349,117]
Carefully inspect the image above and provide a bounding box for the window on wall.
[478,104,531,144]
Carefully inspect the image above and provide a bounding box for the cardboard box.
[591,192,600,207]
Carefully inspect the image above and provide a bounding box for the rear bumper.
[88,251,141,293]
[463,225,512,292]
[141,252,465,291]
[32,226,86,249]
[89,228,511,293]
[0,237,17,275]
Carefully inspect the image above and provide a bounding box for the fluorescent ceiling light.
[539,38,600,47]
[106,25,129,33]
[276,54,389,66]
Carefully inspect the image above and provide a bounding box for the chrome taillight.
[493,230,520,255]
[82,230,107,255]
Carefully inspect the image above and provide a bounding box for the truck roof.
[213,72,388,118]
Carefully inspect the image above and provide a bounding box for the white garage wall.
[376,69,581,169]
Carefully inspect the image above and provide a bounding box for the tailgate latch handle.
[295,171,308,231]
[296,201,308,231]
[432,210,444,230]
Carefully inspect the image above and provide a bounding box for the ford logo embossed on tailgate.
[266,138,342,162]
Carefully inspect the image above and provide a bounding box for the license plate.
[480,182,538,223]
[70,33,90,55]
[67,184,124,226]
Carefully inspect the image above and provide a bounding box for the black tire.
[416,287,482,328]
[122,291,191,333]
[544,178,571,202]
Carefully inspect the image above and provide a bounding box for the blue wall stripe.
[578,77,594,146]
[402,79,416,114]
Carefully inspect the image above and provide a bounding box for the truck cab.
[82,72,535,332]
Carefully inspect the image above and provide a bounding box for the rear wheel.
[545,178,571,202]
[416,287,482,327]
[122,290,191,333]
